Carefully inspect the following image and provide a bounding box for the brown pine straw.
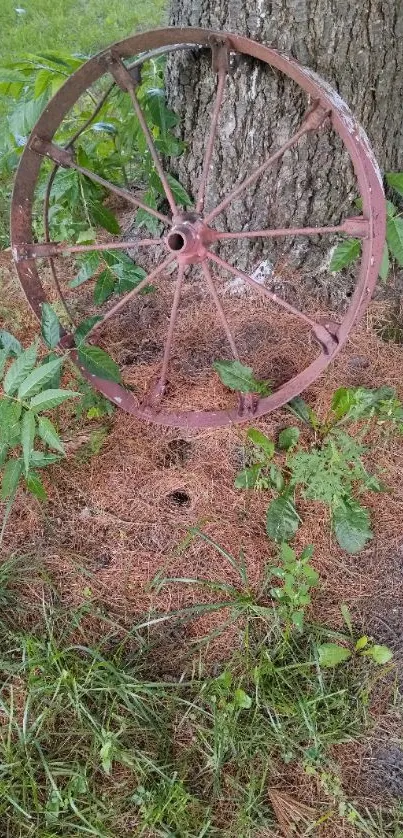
[1,252,403,835]
[268,789,317,836]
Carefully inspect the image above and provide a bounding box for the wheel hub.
[165,212,214,264]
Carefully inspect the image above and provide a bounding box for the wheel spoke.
[201,262,240,359]
[204,101,328,225]
[29,137,171,225]
[104,54,178,215]
[15,238,162,260]
[43,163,77,326]
[214,217,369,241]
[158,262,185,389]
[195,65,227,214]
[207,252,337,354]
[87,253,176,336]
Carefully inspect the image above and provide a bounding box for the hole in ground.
[167,489,191,507]
[160,439,192,468]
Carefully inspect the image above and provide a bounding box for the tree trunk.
[167,1,403,297]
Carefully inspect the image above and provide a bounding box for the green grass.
[0,0,165,63]
[0,554,401,837]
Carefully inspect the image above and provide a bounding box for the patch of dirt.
[363,744,403,799]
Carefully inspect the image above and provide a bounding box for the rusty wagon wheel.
[11,27,386,430]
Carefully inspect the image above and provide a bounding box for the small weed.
[235,385,403,553]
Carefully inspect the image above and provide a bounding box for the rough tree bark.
[167,1,403,294]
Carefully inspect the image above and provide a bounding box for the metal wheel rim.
[11,26,386,429]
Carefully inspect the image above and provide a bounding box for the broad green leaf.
[270,464,285,491]
[355,635,369,651]
[166,174,192,207]
[386,215,403,266]
[331,386,395,423]
[116,271,149,295]
[69,252,101,288]
[247,428,275,457]
[340,603,353,635]
[134,189,160,234]
[0,350,8,380]
[90,203,120,235]
[234,464,262,489]
[278,427,300,451]
[29,389,80,413]
[331,387,357,421]
[213,359,270,395]
[41,352,62,389]
[332,499,372,554]
[0,330,22,357]
[234,688,252,709]
[365,644,393,664]
[25,471,47,501]
[78,345,121,383]
[386,200,397,217]
[329,238,361,272]
[76,228,96,243]
[266,493,299,543]
[93,269,115,305]
[0,68,27,85]
[37,416,65,454]
[287,396,316,426]
[302,564,319,585]
[104,251,147,292]
[3,341,38,396]
[74,316,102,345]
[144,87,177,133]
[30,451,61,467]
[99,735,113,775]
[21,410,36,476]
[292,610,304,631]
[1,458,23,500]
[41,303,61,349]
[150,169,191,206]
[0,443,8,467]
[318,643,352,668]
[0,399,22,445]
[386,171,403,197]
[379,242,390,283]
[18,358,63,400]
[8,92,48,140]
[34,67,54,97]
[280,542,296,563]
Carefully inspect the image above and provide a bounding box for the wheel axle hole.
[167,232,185,252]
[167,489,191,507]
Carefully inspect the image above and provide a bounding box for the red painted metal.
[10,27,386,430]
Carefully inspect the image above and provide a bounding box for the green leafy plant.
[213,359,271,396]
[0,327,79,538]
[0,311,120,539]
[317,604,393,668]
[154,529,318,639]
[235,386,403,553]
[330,174,403,281]
[0,49,189,264]
[267,542,319,633]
